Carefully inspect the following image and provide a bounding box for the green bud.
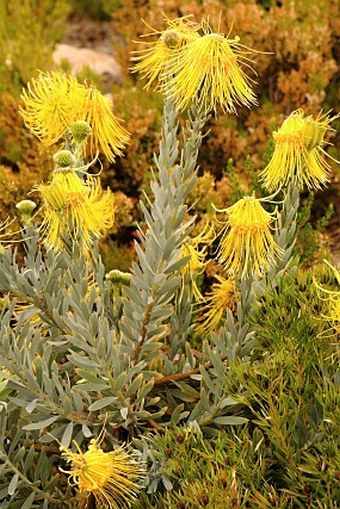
[15,199,37,224]
[161,29,182,50]
[16,199,37,215]
[303,117,326,150]
[70,120,92,143]
[53,150,76,168]
[106,269,132,286]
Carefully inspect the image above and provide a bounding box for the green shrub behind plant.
[0,0,70,94]
[134,270,340,508]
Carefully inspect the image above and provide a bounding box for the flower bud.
[15,199,37,224]
[303,116,326,150]
[70,120,92,143]
[106,269,132,285]
[161,29,182,50]
[53,150,76,168]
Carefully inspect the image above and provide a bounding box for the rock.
[53,43,122,89]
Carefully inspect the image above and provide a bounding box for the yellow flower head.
[81,85,130,162]
[196,275,236,334]
[260,109,339,191]
[131,16,200,90]
[180,223,215,301]
[20,71,129,162]
[38,169,114,250]
[61,438,145,509]
[315,260,340,334]
[162,21,258,113]
[20,71,84,145]
[216,195,281,277]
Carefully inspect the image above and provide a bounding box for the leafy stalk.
[120,101,208,367]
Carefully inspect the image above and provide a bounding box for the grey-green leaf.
[88,397,117,411]
[8,473,19,496]
[22,415,59,430]
[213,416,248,426]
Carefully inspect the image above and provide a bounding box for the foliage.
[0,87,337,505]
[0,98,250,507]
[133,269,340,509]
[0,94,53,224]
[296,192,334,266]
[0,0,70,94]
[106,82,163,195]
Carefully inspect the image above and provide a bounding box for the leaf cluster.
[134,270,340,508]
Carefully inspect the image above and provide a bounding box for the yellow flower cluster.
[132,17,258,113]
[132,17,200,91]
[38,169,114,250]
[197,275,236,334]
[260,109,339,191]
[61,438,145,509]
[21,72,81,146]
[216,195,281,278]
[20,71,129,162]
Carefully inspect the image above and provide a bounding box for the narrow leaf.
[88,397,117,411]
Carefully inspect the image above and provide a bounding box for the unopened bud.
[15,199,37,224]
[53,150,75,168]
[161,29,182,50]
[106,269,132,286]
[70,120,92,143]
[303,117,326,150]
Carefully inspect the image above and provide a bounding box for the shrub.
[0,13,339,509]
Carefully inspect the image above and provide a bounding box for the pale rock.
[53,43,122,88]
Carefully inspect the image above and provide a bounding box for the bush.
[0,10,339,508]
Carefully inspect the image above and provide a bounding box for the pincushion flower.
[38,169,114,250]
[81,86,130,162]
[162,21,258,113]
[197,275,236,334]
[315,260,340,334]
[61,438,145,509]
[20,71,85,145]
[260,109,339,191]
[20,71,129,162]
[216,195,281,277]
[131,16,200,90]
